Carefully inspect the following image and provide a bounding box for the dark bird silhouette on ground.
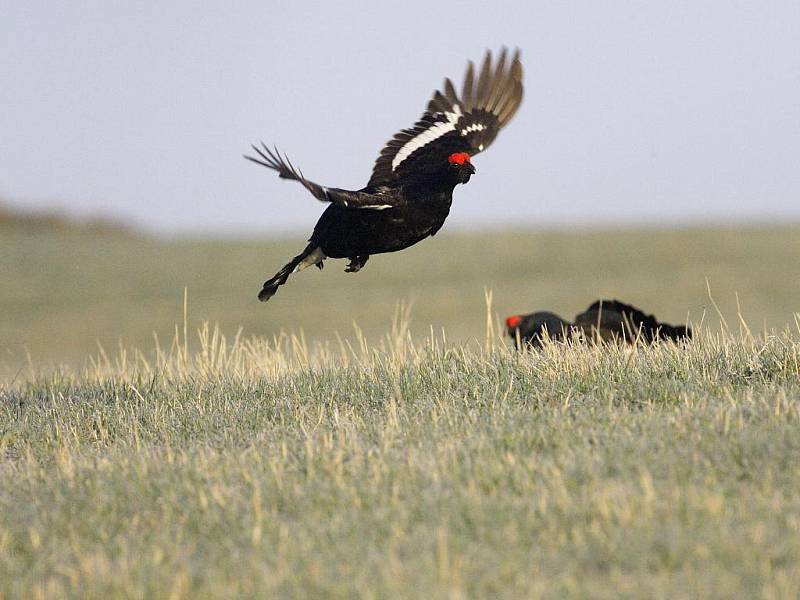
[504,312,572,348]
[506,299,692,348]
[246,49,524,301]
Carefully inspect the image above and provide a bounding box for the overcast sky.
[1,1,799,234]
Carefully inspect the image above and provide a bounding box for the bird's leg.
[345,255,370,273]
[316,261,324,270]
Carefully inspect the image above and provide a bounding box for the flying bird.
[506,299,692,348]
[246,49,524,301]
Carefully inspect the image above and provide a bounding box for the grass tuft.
[2,304,800,598]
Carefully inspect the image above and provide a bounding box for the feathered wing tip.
[368,48,524,186]
[428,47,524,130]
[245,142,332,203]
[245,143,315,189]
[245,142,299,178]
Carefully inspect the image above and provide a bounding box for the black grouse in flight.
[247,49,524,301]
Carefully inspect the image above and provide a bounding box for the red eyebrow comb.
[506,315,523,328]
[447,152,471,165]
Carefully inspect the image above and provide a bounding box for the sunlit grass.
[3,224,800,374]
[2,297,800,598]
[3,224,800,596]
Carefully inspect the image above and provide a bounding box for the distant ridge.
[0,201,134,235]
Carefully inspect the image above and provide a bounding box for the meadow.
[2,223,799,374]
[1,224,800,597]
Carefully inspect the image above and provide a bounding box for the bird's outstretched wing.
[245,143,394,209]
[368,48,524,188]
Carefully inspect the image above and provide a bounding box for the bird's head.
[505,311,572,348]
[447,152,476,184]
[505,314,524,334]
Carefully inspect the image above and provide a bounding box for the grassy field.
[2,224,800,597]
[2,223,800,374]
[2,326,800,597]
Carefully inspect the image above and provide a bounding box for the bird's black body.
[507,299,692,348]
[311,178,459,259]
[246,49,523,301]
[505,311,571,348]
[574,300,692,343]
[312,199,450,258]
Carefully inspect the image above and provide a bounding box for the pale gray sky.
[1,1,799,234]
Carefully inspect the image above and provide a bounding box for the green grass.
[2,328,800,598]
[2,224,800,374]
[2,224,800,597]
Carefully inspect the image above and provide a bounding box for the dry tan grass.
[3,224,799,375]
[2,299,800,597]
[2,227,800,597]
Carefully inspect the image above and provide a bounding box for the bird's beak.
[465,162,476,175]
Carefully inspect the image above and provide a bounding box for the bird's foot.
[345,256,369,273]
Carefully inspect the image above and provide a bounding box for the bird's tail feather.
[258,244,324,302]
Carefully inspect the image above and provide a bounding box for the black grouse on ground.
[247,49,524,301]
[506,299,692,348]
[573,300,692,343]
[504,312,572,348]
